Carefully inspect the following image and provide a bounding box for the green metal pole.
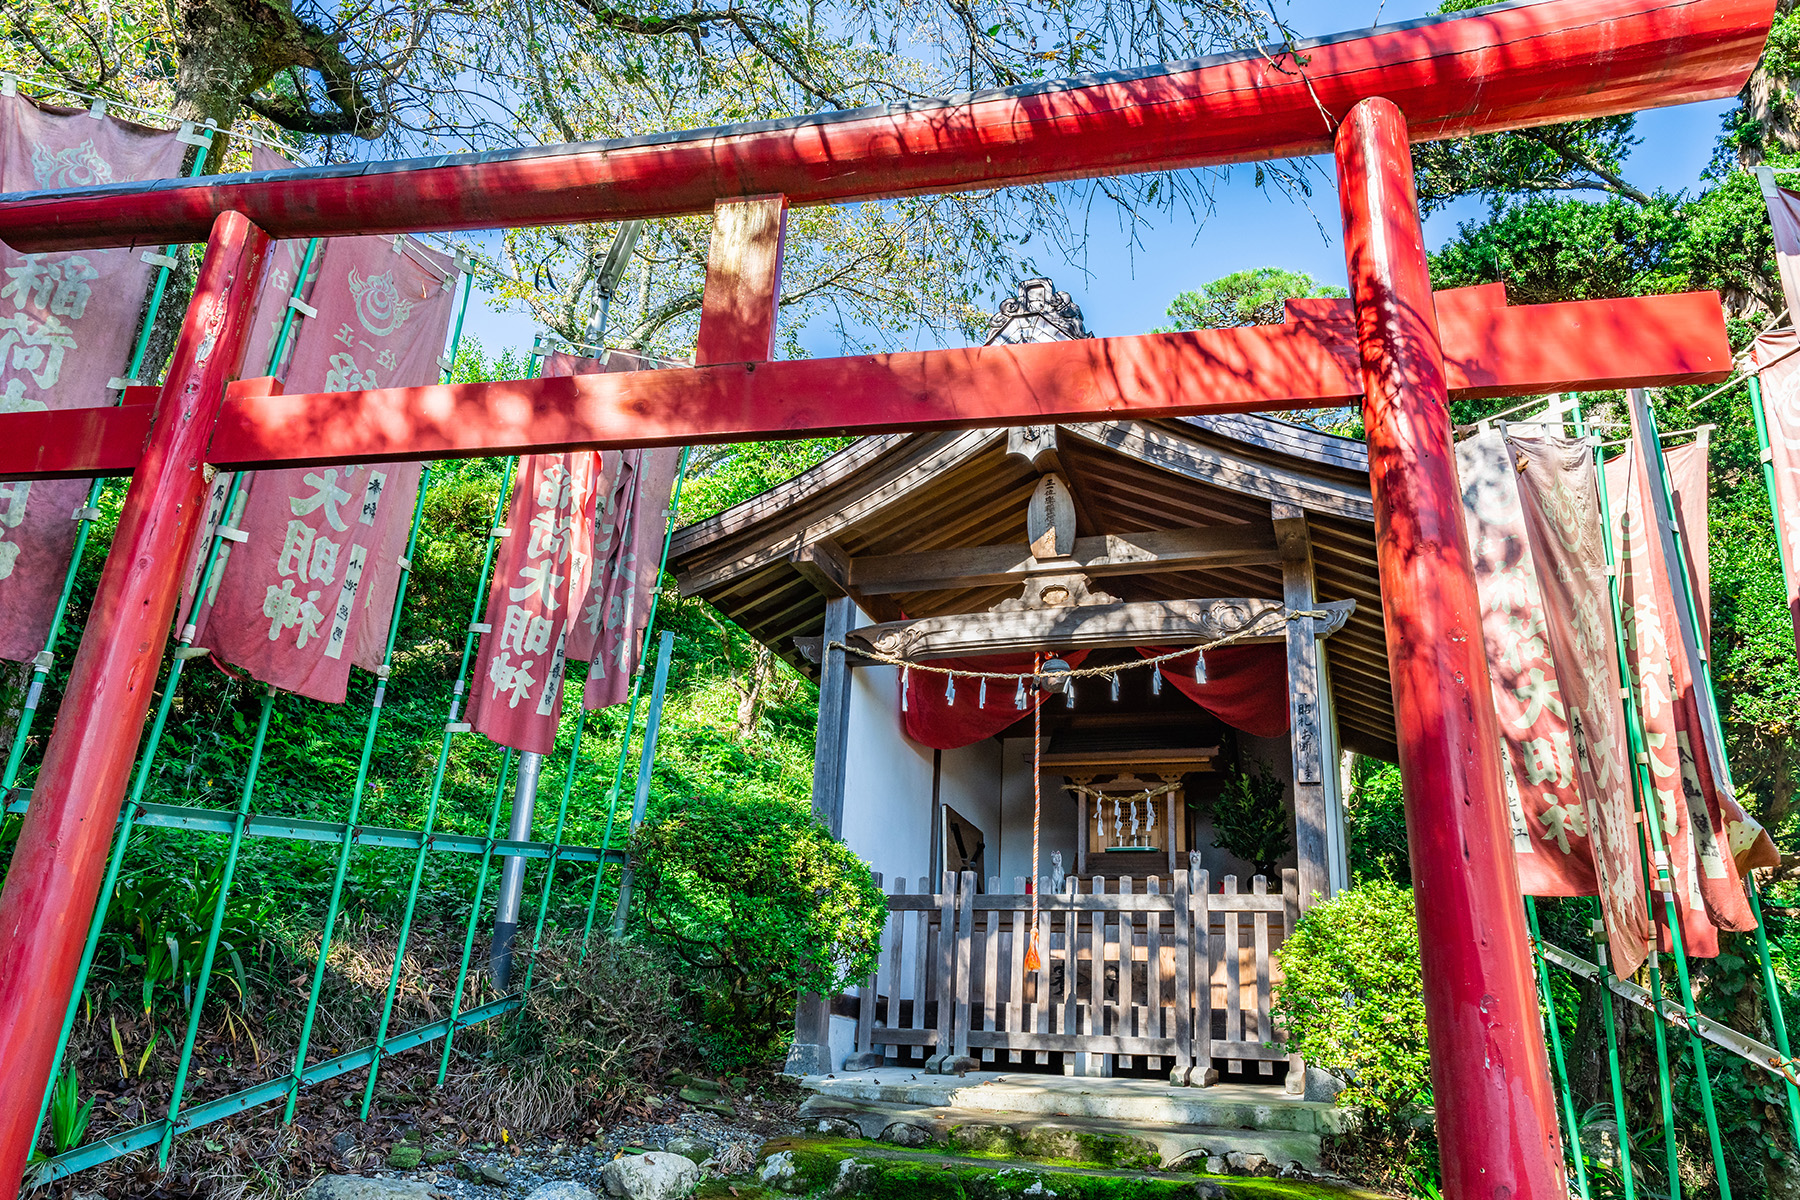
[281,467,435,1122]
[521,705,586,992]
[1587,903,1638,1200]
[1526,897,1592,1200]
[582,447,691,950]
[1634,399,1736,1196]
[26,464,253,1154]
[360,454,518,1119]
[1591,420,1686,1199]
[1748,873,1800,1150]
[613,630,676,937]
[157,686,276,1165]
[436,749,514,1083]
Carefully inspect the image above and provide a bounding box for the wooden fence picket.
[841,865,1290,1082]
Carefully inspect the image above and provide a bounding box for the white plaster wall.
[996,736,1081,886]
[838,658,936,891]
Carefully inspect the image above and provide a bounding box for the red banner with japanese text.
[465,449,600,754]
[1507,433,1650,978]
[564,348,682,710]
[1458,430,1600,898]
[1750,331,1800,662]
[0,95,185,662]
[186,231,457,701]
[1605,410,1767,956]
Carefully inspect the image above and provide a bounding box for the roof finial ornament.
[984,277,1089,345]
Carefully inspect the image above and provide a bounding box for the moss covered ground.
[701,1137,1384,1200]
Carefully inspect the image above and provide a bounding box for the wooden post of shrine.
[0,212,271,1193]
[1273,502,1329,910]
[1336,97,1567,1199]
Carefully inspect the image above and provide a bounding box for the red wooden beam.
[0,288,1730,480]
[0,0,1771,252]
[203,288,1728,471]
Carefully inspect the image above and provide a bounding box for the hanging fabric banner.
[1457,429,1602,900]
[1620,399,1778,899]
[466,448,600,754]
[1751,330,1800,663]
[186,230,457,701]
[1506,431,1650,979]
[0,95,185,662]
[1606,406,1760,957]
[1665,436,1712,641]
[563,350,683,710]
[1759,176,1800,321]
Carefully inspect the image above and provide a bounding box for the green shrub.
[1346,759,1410,885]
[1274,881,1430,1117]
[631,791,884,1067]
[1209,761,1292,879]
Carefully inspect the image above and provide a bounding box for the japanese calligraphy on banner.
[1458,430,1604,897]
[0,95,184,662]
[1507,433,1649,979]
[1749,331,1800,662]
[1606,407,1772,957]
[465,451,600,754]
[560,351,683,710]
[186,231,457,701]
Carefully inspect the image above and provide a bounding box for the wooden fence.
[844,857,1301,1082]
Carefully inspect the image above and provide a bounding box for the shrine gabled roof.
[667,414,1397,761]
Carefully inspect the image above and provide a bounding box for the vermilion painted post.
[1334,97,1567,1199]
[0,211,269,1196]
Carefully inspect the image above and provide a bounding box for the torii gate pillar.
[1337,97,1566,1197]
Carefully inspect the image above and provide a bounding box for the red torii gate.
[0,0,1772,1195]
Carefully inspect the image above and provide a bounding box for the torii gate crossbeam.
[0,1,1774,1195]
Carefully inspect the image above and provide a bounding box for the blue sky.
[456,0,1740,356]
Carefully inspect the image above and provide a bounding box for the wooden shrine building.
[669,281,1397,1085]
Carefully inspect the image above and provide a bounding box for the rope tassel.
[945,673,955,706]
[1194,650,1207,685]
[979,677,987,708]
[901,666,909,712]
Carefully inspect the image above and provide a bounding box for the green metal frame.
[3,259,686,1185]
[1526,897,1591,1199]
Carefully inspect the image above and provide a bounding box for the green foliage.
[1274,882,1430,1118]
[1155,267,1344,332]
[102,862,272,1015]
[1208,761,1292,879]
[1346,759,1409,886]
[631,791,885,1067]
[46,1064,94,1157]
[1428,195,1683,306]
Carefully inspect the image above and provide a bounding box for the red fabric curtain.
[900,651,1089,750]
[897,644,1290,749]
[1136,644,1290,738]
